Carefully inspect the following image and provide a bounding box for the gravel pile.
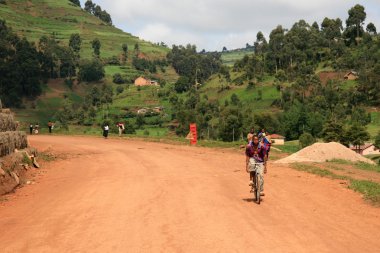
[275,142,375,165]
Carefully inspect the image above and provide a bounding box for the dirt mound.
[275,142,375,165]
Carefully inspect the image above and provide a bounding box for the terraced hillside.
[0,0,168,59]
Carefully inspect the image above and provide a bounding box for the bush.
[78,60,104,82]
[143,130,150,136]
[107,56,120,65]
[299,133,316,148]
[123,121,136,134]
[113,73,125,84]
[116,86,124,95]
[246,82,255,90]
[64,79,74,90]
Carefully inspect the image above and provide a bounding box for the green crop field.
[221,49,254,66]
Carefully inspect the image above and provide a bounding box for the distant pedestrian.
[103,124,109,139]
[29,123,34,135]
[117,122,125,137]
[48,121,53,134]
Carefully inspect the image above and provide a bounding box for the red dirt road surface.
[1,136,380,253]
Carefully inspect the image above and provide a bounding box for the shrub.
[64,78,74,90]
[143,130,150,136]
[78,60,104,82]
[299,133,316,148]
[116,86,124,95]
[113,73,125,84]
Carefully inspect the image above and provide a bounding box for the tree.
[222,46,227,52]
[299,133,316,148]
[230,93,240,106]
[91,38,101,57]
[69,33,82,56]
[374,131,380,150]
[134,43,140,55]
[218,114,242,142]
[84,0,95,13]
[322,119,344,143]
[174,76,190,93]
[78,60,105,82]
[366,23,377,35]
[136,114,145,129]
[122,43,128,63]
[69,0,81,7]
[321,18,343,48]
[346,4,366,39]
[346,124,370,150]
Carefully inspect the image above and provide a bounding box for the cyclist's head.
[253,136,259,145]
[250,128,255,134]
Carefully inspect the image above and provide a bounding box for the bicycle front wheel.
[256,172,261,204]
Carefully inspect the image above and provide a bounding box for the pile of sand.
[275,142,375,165]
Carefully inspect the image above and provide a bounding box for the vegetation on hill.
[165,4,379,146]
[0,1,379,146]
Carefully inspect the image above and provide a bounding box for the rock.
[26,181,31,185]
[10,172,20,185]
[0,168,5,176]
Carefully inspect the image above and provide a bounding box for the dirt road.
[1,136,379,253]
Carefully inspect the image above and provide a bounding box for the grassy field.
[221,49,254,66]
[368,111,380,138]
[201,72,281,112]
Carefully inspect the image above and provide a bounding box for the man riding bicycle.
[246,135,267,195]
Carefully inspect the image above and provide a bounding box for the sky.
[81,0,380,51]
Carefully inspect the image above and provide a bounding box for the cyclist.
[246,135,267,195]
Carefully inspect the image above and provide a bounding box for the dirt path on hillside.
[0,136,379,253]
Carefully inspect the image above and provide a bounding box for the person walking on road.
[117,122,125,137]
[29,123,34,135]
[103,124,110,139]
[48,121,53,134]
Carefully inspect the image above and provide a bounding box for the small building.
[350,143,380,156]
[134,77,159,87]
[153,106,164,113]
[344,71,358,81]
[270,134,286,146]
[137,108,148,115]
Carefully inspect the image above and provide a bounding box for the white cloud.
[88,0,380,50]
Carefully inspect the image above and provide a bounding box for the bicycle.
[248,161,264,204]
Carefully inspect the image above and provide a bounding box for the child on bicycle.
[246,136,267,194]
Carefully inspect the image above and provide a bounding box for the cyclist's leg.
[257,164,264,192]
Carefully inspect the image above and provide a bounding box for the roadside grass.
[39,151,57,162]
[291,162,380,205]
[276,141,300,154]
[291,163,347,180]
[329,159,380,173]
[349,180,380,205]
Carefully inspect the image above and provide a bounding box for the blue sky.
[81,0,380,51]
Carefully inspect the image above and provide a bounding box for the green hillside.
[0,0,179,135]
[0,0,167,59]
